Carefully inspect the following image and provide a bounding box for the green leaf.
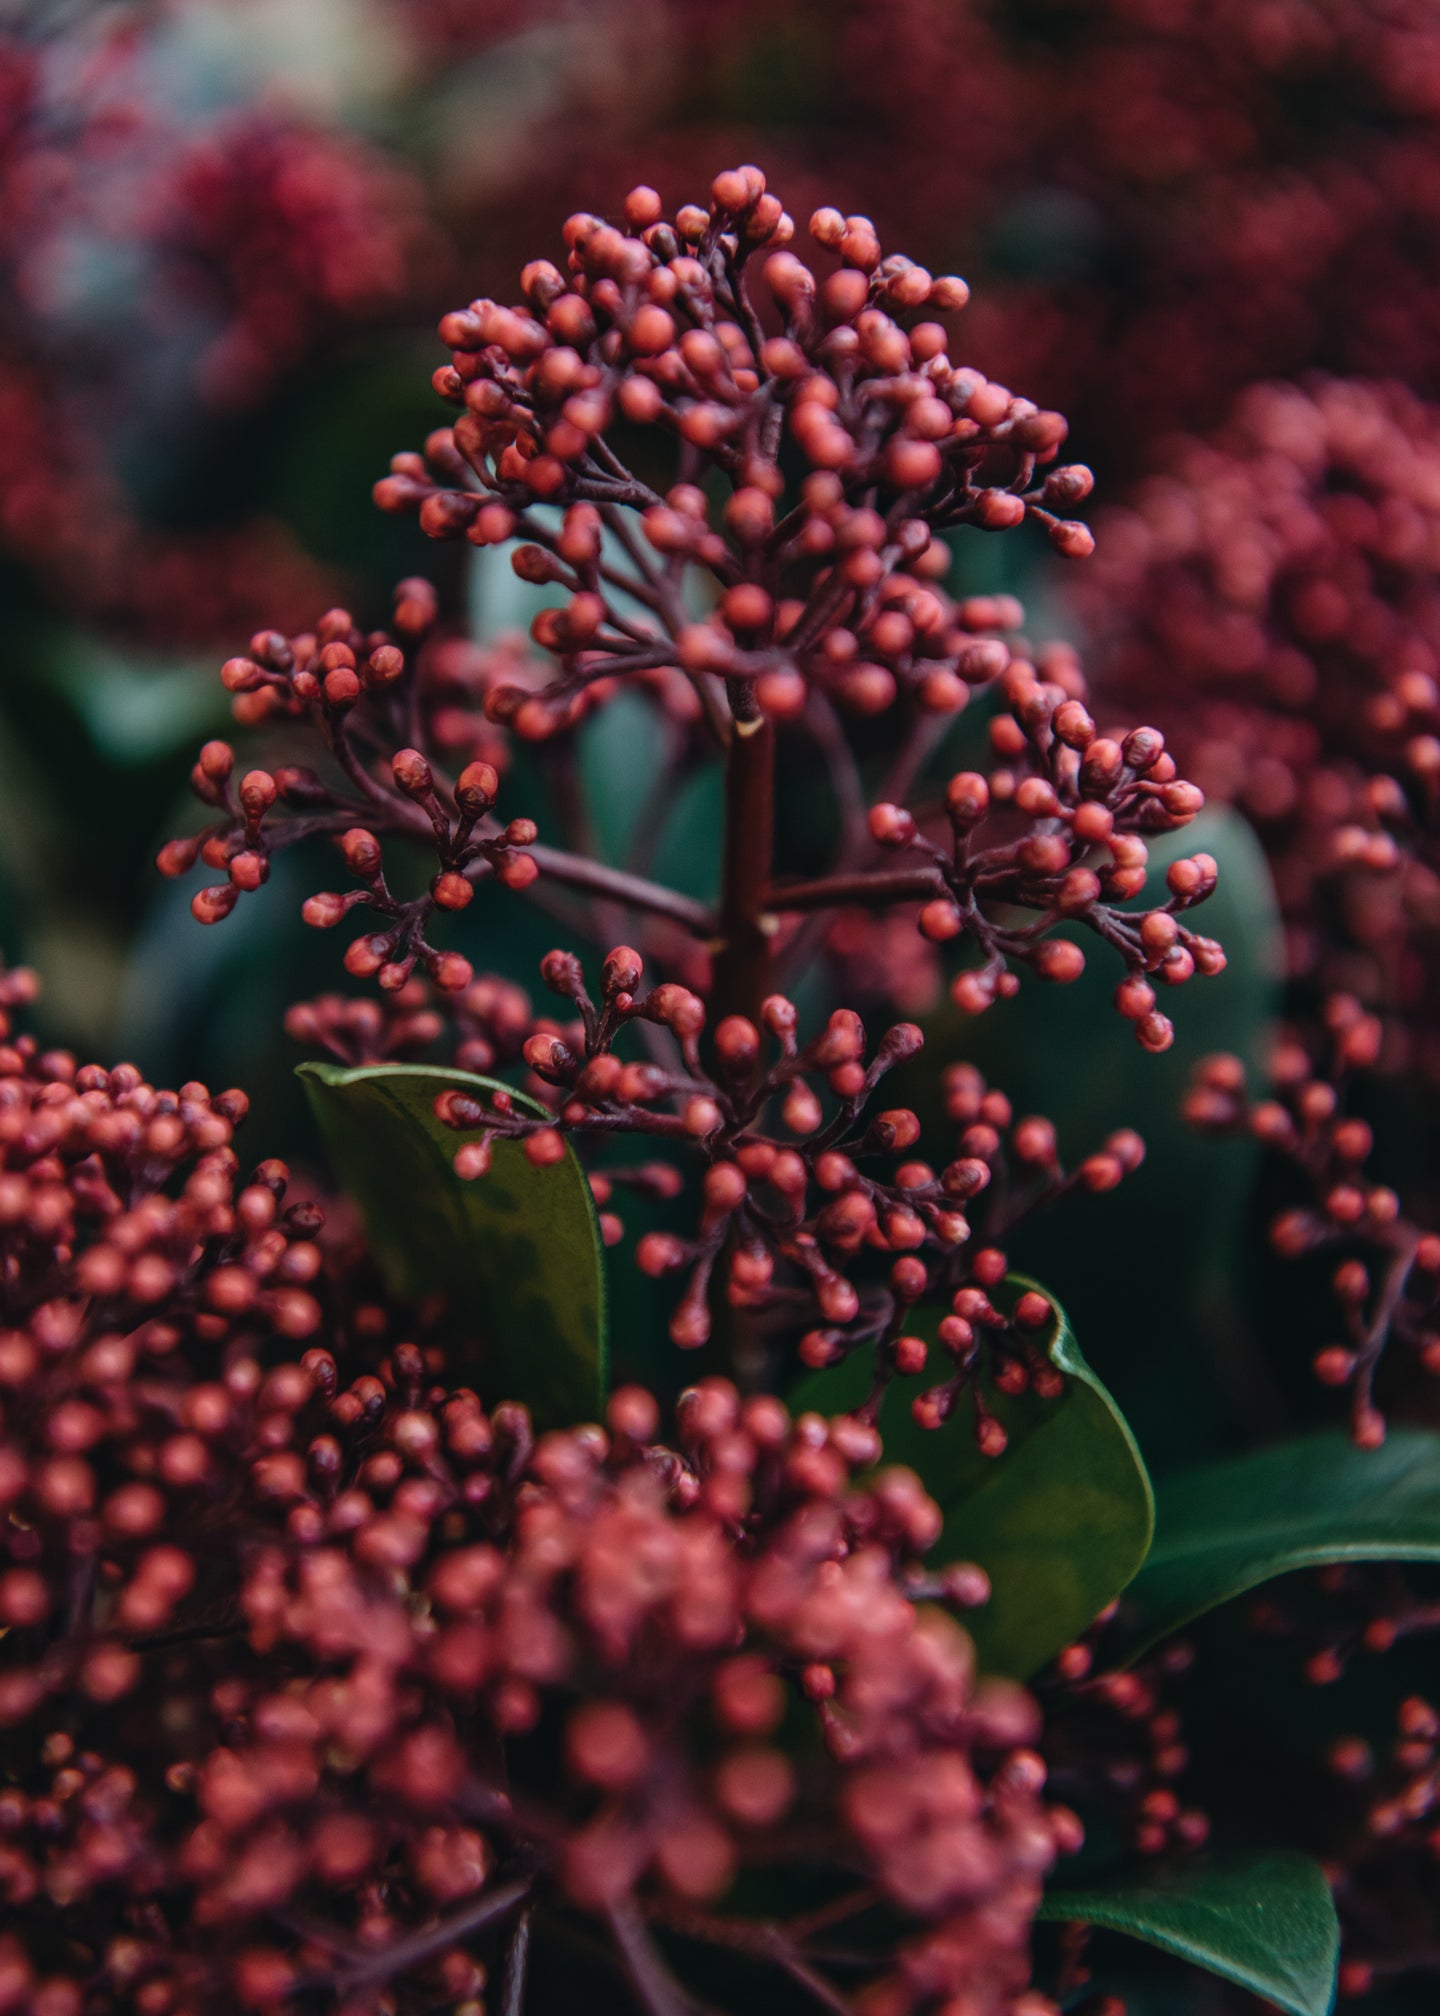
[792,1283,1154,1677]
[298,1061,607,1427]
[1124,1428,1440,1660]
[1040,1850,1339,2016]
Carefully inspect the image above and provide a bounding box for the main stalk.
[711,679,776,1030]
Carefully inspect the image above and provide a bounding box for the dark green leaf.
[1124,1428,1440,1660]
[793,1283,1153,1677]
[298,1061,607,1427]
[1040,1850,1339,2016]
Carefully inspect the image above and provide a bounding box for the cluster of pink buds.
[286,972,538,1079]
[0,354,332,642]
[158,580,718,994]
[0,993,1082,2016]
[158,582,543,998]
[0,19,424,643]
[157,165,1225,1399]
[0,1041,343,1708]
[160,576,1222,1039]
[427,946,1147,1406]
[381,166,1094,622]
[857,645,1222,1048]
[1185,1020,1440,1442]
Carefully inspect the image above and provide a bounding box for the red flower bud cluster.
[160,167,1224,1390]
[1232,1563,1440,1995]
[1186,1030,1440,1442]
[433,951,1147,1407]
[854,645,1222,1049]
[159,582,548,998]
[1248,1560,1440,1694]
[0,1015,1080,2012]
[1081,377,1440,1065]
[377,166,1093,739]
[386,0,1440,475]
[163,577,1221,1045]
[956,4,1440,449]
[0,1034,347,1745]
[0,354,332,642]
[286,972,538,1080]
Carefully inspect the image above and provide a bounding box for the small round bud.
[392,748,434,796]
[433,871,473,910]
[456,762,498,813]
[867,802,917,848]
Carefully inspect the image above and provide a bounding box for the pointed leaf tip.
[1123,1427,1440,1660]
[1041,1849,1338,2016]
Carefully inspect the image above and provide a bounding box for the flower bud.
[455,762,498,813]
[392,748,433,796]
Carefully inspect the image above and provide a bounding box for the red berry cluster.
[158,581,539,998]
[0,1037,329,1719]
[1248,1562,1440,1693]
[859,644,1222,1046]
[162,582,1221,1033]
[430,956,1145,1393]
[0,354,331,642]
[957,4,1440,445]
[381,0,1440,472]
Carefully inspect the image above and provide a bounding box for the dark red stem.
[712,680,776,1026]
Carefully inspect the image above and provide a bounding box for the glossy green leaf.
[1124,1428,1440,1660]
[298,1061,607,1427]
[1040,1850,1339,2016]
[793,1283,1153,1677]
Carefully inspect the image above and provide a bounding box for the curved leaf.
[793,1283,1153,1677]
[298,1061,607,1427]
[1124,1428,1440,1660]
[1040,1850,1338,2016]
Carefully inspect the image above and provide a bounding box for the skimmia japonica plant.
[7,165,1440,2016]
[162,167,1224,1401]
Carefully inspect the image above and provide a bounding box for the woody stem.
[712,680,776,1029]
